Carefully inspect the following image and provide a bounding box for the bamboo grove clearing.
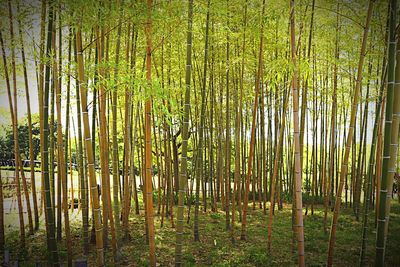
[0,0,400,266]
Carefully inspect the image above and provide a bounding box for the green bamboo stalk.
[376,0,398,263]
[42,0,59,263]
[54,30,72,266]
[175,0,193,265]
[326,1,375,266]
[241,0,265,241]
[73,29,89,254]
[194,0,210,242]
[359,61,386,267]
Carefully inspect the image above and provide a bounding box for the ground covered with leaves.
[3,200,400,266]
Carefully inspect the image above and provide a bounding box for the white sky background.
[0,0,96,138]
[0,0,41,127]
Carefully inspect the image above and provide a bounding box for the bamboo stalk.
[175,0,193,265]
[327,1,375,265]
[289,1,305,264]
[240,0,265,241]
[76,26,104,267]
[144,1,156,265]
[376,1,398,263]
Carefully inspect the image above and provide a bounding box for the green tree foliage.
[0,117,41,160]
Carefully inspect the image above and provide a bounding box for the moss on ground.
[2,200,400,266]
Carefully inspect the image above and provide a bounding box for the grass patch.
[2,199,400,266]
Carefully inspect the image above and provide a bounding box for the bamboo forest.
[1,0,400,266]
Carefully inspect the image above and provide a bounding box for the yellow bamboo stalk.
[76,27,104,267]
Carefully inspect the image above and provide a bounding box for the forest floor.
[2,197,400,266]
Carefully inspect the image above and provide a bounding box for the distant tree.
[0,118,43,161]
